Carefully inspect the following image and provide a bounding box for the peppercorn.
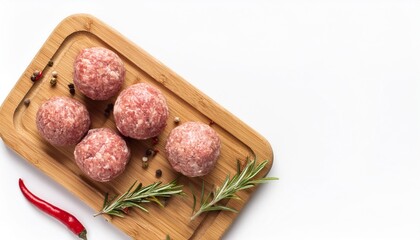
[174,116,180,124]
[153,149,159,157]
[68,83,75,95]
[106,103,114,111]
[142,156,148,162]
[152,137,159,145]
[51,71,58,77]
[50,77,57,86]
[103,103,113,117]
[142,161,149,169]
[23,99,30,106]
[30,74,36,82]
[155,169,162,178]
[48,60,54,67]
[33,70,40,76]
[145,148,154,157]
[161,197,170,207]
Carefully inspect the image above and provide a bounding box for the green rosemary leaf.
[192,193,197,215]
[108,210,125,218]
[236,184,255,191]
[249,177,279,184]
[103,192,109,209]
[223,194,241,200]
[134,204,149,213]
[201,205,238,213]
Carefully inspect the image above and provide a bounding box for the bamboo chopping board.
[0,14,274,239]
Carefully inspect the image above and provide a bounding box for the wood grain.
[0,14,274,240]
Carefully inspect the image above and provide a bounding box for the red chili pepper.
[18,178,88,240]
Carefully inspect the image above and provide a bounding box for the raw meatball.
[165,121,221,177]
[113,83,169,139]
[74,128,130,182]
[73,47,125,100]
[36,96,90,146]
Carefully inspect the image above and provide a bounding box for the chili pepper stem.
[79,229,88,240]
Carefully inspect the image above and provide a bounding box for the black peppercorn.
[106,103,114,111]
[145,148,154,157]
[155,169,162,178]
[23,99,30,106]
[48,60,54,67]
[68,83,75,95]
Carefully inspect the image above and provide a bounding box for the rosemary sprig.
[191,158,278,220]
[95,180,184,217]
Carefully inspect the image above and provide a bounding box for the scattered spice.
[152,137,159,145]
[142,156,148,162]
[145,148,154,157]
[18,178,88,240]
[48,60,54,67]
[35,71,43,81]
[155,169,162,178]
[174,116,180,124]
[161,197,170,207]
[51,71,58,77]
[68,83,75,95]
[104,103,114,117]
[50,77,57,86]
[153,149,160,157]
[106,103,114,111]
[209,120,215,126]
[142,161,149,169]
[23,99,31,106]
[122,207,130,215]
[30,70,43,82]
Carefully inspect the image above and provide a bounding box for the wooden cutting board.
[0,14,274,240]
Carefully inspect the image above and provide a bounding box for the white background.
[1,0,420,239]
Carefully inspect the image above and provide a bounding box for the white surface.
[1,1,420,239]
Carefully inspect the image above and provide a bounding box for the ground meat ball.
[74,128,130,182]
[36,96,90,146]
[73,47,125,100]
[113,83,169,139]
[165,121,221,177]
